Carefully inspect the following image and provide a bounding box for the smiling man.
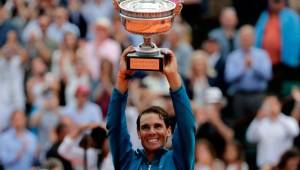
[106,47,196,170]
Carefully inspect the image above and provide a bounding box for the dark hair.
[225,140,246,162]
[136,106,171,131]
[277,148,300,169]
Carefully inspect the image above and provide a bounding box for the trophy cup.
[115,0,182,71]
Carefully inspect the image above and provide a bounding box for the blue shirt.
[0,128,37,170]
[225,47,272,94]
[106,86,195,170]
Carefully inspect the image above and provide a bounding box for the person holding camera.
[106,47,196,170]
[246,95,299,168]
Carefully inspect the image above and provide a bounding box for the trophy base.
[126,52,164,71]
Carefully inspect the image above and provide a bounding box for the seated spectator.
[0,110,38,170]
[276,148,300,170]
[30,92,62,160]
[26,57,60,110]
[47,7,80,45]
[223,141,249,170]
[162,23,193,78]
[195,139,225,170]
[82,18,121,82]
[185,50,217,106]
[246,95,299,168]
[195,87,234,157]
[63,85,103,127]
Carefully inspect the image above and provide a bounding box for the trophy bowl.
[117,0,180,71]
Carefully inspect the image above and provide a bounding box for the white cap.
[94,17,111,29]
[204,87,226,106]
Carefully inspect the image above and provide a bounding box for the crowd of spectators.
[0,0,299,170]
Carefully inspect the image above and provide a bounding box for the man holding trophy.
[106,46,195,169]
[107,1,195,169]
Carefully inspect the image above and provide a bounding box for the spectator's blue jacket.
[256,8,300,67]
[106,86,195,170]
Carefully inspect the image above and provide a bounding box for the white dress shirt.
[246,113,299,167]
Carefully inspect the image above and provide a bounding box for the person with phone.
[106,47,195,170]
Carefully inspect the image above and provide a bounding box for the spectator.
[202,38,227,94]
[276,148,300,170]
[63,85,103,127]
[256,0,300,94]
[162,23,193,78]
[94,58,114,119]
[47,6,80,45]
[223,141,249,170]
[209,7,239,57]
[225,25,272,122]
[81,0,114,26]
[30,92,61,159]
[185,50,217,106]
[26,57,60,109]
[22,13,56,62]
[194,139,224,170]
[0,110,38,170]
[0,34,25,131]
[246,95,299,168]
[58,126,114,170]
[0,3,17,47]
[46,122,73,170]
[67,0,88,39]
[195,87,234,157]
[82,17,121,82]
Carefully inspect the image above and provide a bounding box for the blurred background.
[0,0,299,170]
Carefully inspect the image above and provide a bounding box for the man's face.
[12,111,26,130]
[138,113,171,152]
[269,0,285,12]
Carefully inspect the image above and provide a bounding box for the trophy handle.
[174,3,182,16]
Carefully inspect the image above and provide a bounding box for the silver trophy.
[115,0,182,71]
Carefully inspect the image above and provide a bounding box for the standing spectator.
[256,0,300,94]
[63,85,103,126]
[225,25,272,124]
[0,3,17,47]
[202,38,227,94]
[47,6,80,45]
[22,13,56,62]
[0,110,37,170]
[209,7,239,57]
[82,18,121,82]
[162,23,193,78]
[246,95,299,168]
[0,35,25,131]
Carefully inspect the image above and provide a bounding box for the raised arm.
[106,47,135,169]
[162,50,196,170]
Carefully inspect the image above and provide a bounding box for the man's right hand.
[116,46,135,93]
